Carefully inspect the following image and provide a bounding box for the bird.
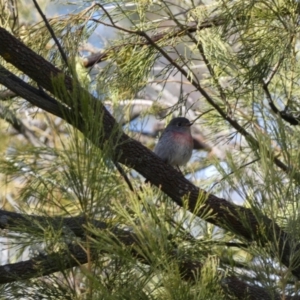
[153,117,194,171]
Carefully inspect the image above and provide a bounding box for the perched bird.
[154,117,194,170]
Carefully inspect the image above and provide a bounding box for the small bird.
[154,117,194,170]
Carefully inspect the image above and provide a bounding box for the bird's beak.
[186,122,193,127]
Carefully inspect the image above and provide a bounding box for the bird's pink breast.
[172,131,193,144]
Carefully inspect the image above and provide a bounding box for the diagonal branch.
[32,0,69,68]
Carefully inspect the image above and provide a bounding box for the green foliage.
[2,0,300,299]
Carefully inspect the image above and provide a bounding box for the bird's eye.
[177,122,182,126]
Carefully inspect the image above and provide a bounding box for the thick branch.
[0,244,87,284]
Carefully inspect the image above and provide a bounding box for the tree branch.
[32,0,69,68]
[0,210,201,284]
[0,244,88,284]
[0,209,297,300]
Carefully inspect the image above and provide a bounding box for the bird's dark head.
[166,117,193,130]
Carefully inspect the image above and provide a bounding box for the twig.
[83,17,220,67]
[114,161,141,200]
[262,36,300,125]
[32,0,69,68]
[191,109,214,124]
[264,60,282,87]
[209,158,261,191]
[263,82,300,125]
